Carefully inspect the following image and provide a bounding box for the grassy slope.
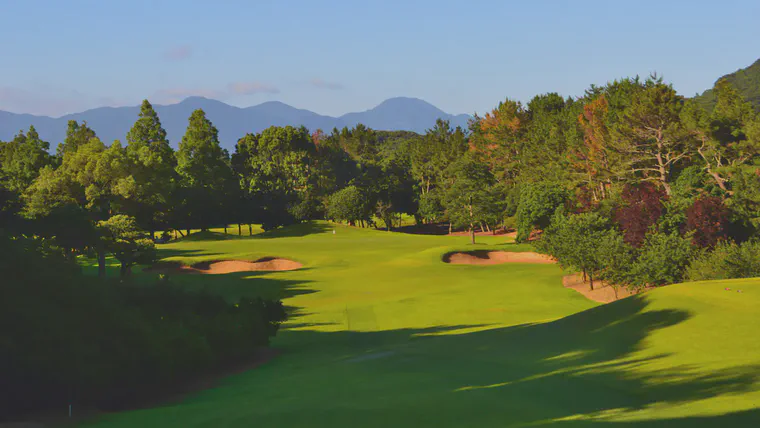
[82,222,760,427]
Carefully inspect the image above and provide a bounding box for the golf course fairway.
[81,222,760,427]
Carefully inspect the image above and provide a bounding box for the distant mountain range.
[0,97,472,150]
[694,58,760,111]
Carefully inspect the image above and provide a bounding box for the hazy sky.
[1,0,758,117]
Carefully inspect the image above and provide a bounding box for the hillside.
[0,97,471,150]
[695,58,760,111]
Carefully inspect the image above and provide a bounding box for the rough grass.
[81,221,760,427]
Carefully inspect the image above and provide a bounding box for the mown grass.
[81,221,760,427]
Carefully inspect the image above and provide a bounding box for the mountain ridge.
[0,97,471,150]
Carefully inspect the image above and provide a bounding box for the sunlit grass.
[82,221,760,427]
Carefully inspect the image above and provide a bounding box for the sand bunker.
[562,274,639,303]
[146,257,302,275]
[443,251,555,265]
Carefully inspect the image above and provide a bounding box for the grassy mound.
[82,222,760,427]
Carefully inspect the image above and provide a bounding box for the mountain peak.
[374,97,439,110]
[0,96,470,150]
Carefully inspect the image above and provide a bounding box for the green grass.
[81,222,760,427]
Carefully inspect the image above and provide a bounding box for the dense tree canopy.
[3,70,760,297]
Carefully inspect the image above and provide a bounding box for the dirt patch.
[146,257,302,275]
[443,251,556,265]
[562,274,640,303]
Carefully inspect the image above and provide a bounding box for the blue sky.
[1,0,758,117]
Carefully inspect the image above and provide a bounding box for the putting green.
[82,222,760,427]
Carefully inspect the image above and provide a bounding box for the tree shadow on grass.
[152,246,226,260]
[160,272,318,304]
[253,295,760,427]
[250,221,335,240]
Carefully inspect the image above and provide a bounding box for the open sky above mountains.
[1,0,759,118]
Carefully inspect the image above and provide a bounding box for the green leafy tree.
[683,80,760,193]
[596,230,637,298]
[125,100,177,235]
[176,109,234,231]
[311,129,359,201]
[536,211,623,290]
[24,138,133,275]
[516,182,567,242]
[522,93,577,183]
[325,185,371,225]
[612,77,690,195]
[727,163,760,228]
[233,126,316,230]
[57,120,97,158]
[0,126,53,194]
[628,232,694,288]
[441,156,502,244]
[417,189,445,223]
[409,119,468,198]
[98,214,156,277]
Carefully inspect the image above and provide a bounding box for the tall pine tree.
[125,100,177,235]
[176,109,234,231]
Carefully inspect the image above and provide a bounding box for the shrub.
[0,234,286,418]
[628,232,694,288]
[685,241,733,281]
[597,231,637,297]
[516,182,567,242]
[687,240,760,281]
[326,185,371,225]
[536,211,632,292]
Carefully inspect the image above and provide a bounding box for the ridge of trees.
[2,75,759,283]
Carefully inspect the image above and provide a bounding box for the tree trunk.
[224,225,227,234]
[449,222,452,235]
[97,241,106,279]
[238,224,242,236]
[186,229,191,236]
[248,224,253,236]
[588,272,594,291]
[697,140,730,193]
[655,139,672,196]
[470,225,475,245]
[120,263,131,278]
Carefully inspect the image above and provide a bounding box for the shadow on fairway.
[251,221,335,240]
[246,294,760,427]
[159,272,318,304]
[151,246,226,260]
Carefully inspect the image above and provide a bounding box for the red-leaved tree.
[684,196,729,248]
[614,182,667,247]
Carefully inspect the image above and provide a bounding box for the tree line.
[2,74,760,284]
